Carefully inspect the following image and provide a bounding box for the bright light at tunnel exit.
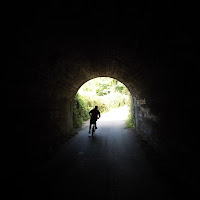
[76,77,132,121]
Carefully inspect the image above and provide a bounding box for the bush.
[126,114,135,128]
[125,97,135,128]
[73,94,90,128]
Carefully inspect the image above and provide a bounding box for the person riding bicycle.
[89,106,100,133]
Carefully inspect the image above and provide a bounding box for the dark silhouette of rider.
[89,106,100,133]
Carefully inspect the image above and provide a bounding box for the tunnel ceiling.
[9,1,196,116]
[20,2,191,107]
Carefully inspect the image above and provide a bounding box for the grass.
[126,114,135,128]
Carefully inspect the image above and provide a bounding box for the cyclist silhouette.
[89,106,101,133]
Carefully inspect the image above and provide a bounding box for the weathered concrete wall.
[135,99,157,135]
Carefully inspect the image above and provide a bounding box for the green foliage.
[125,97,135,128]
[79,77,129,97]
[73,93,90,128]
[126,114,135,128]
[73,77,135,128]
[114,85,124,93]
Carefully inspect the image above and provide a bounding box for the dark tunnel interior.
[4,1,199,198]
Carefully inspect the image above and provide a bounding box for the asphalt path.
[13,107,175,200]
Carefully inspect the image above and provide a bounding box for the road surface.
[13,106,174,200]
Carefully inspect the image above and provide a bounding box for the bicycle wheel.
[92,125,95,137]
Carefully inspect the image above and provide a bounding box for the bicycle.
[89,116,99,137]
[91,123,96,137]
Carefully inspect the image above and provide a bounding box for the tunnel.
[23,46,170,161]
[5,1,199,198]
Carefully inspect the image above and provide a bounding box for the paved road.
[14,108,174,200]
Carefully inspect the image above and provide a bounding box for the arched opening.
[72,77,135,130]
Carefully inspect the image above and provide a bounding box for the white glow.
[98,105,130,121]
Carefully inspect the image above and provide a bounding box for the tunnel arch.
[25,52,153,154]
[57,56,146,133]
[22,38,185,167]
[56,56,145,100]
